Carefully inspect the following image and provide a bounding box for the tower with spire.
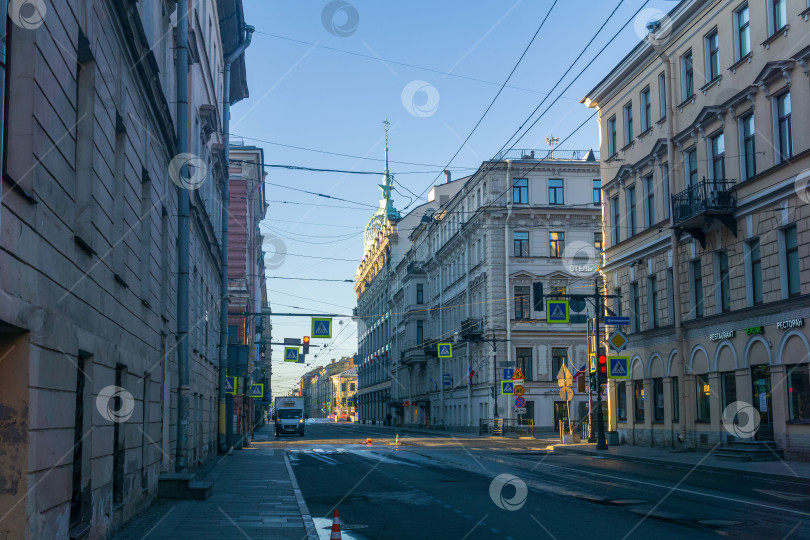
[363,120,401,251]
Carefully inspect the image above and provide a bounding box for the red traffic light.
[598,355,607,373]
[598,355,607,364]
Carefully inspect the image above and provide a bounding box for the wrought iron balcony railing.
[671,178,736,248]
[491,149,599,162]
[460,318,484,340]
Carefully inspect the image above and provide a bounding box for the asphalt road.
[270,420,810,539]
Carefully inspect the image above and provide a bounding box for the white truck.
[273,396,305,436]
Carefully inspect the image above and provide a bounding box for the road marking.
[753,489,810,502]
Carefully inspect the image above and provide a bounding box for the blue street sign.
[225,376,237,395]
[284,347,299,362]
[503,368,515,380]
[250,383,264,398]
[438,343,453,358]
[608,356,630,379]
[546,300,570,323]
[443,374,451,386]
[312,317,332,338]
[605,316,631,326]
[501,381,514,395]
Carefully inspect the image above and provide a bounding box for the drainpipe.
[503,160,513,423]
[439,263,444,428]
[653,38,688,448]
[0,0,7,229]
[218,23,254,454]
[465,223,472,427]
[175,0,190,473]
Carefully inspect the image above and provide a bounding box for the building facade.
[227,143,268,440]
[331,367,359,422]
[390,152,602,431]
[0,1,250,537]
[300,357,356,419]
[583,0,810,458]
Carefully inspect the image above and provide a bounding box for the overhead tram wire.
[405,0,560,210]
[229,158,477,176]
[496,0,649,156]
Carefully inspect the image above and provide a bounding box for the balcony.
[422,338,439,357]
[460,318,484,340]
[671,179,737,248]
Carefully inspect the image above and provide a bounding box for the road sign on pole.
[513,385,525,397]
[608,356,630,379]
[438,343,453,358]
[546,300,570,323]
[514,396,526,408]
[512,368,524,386]
[225,376,237,395]
[556,365,573,387]
[503,368,515,380]
[501,381,514,395]
[284,347,299,362]
[560,386,574,401]
[605,316,630,326]
[250,383,264,398]
[311,317,332,338]
[608,329,628,352]
[443,374,451,386]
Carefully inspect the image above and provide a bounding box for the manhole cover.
[698,520,744,528]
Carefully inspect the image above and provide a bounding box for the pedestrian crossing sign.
[546,300,570,323]
[284,347,299,362]
[250,383,264,398]
[311,317,332,338]
[501,381,515,395]
[438,342,453,358]
[225,376,237,395]
[608,356,630,379]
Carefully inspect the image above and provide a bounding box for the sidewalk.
[549,441,810,482]
[114,425,317,540]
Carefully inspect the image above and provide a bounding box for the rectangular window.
[514,286,530,320]
[593,179,601,205]
[512,178,528,204]
[613,288,622,316]
[607,116,617,156]
[696,374,711,421]
[623,102,633,145]
[721,371,737,410]
[658,72,667,120]
[627,186,636,236]
[741,113,756,180]
[693,259,704,318]
[640,86,651,132]
[681,50,694,101]
[350,383,356,392]
[551,347,568,381]
[710,132,725,180]
[594,231,603,253]
[735,4,750,59]
[771,0,787,34]
[548,178,564,205]
[649,275,659,329]
[611,197,620,245]
[653,378,664,421]
[416,320,424,345]
[719,251,731,312]
[516,347,533,381]
[776,92,792,162]
[71,353,90,527]
[786,225,800,297]
[672,377,680,422]
[113,365,126,503]
[549,231,565,258]
[705,30,720,82]
[686,148,698,187]
[634,380,645,422]
[749,238,763,305]
[416,283,424,304]
[618,382,628,421]
[514,231,529,257]
[644,174,655,227]
[631,282,640,332]
[788,364,810,420]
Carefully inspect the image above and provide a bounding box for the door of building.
[523,400,535,425]
[554,401,569,432]
[751,365,773,440]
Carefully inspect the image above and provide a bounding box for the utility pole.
[587,318,596,443]
[594,279,608,450]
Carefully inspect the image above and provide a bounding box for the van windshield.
[277,409,302,420]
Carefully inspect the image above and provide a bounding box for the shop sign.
[776,319,804,330]
[746,326,764,335]
[710,330,734,341]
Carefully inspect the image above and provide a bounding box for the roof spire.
[383,118,390,176]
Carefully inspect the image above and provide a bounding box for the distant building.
[583,0,810,458]
[300,357,355,419]
[332,367,359,422]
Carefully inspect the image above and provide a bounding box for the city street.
[284,421,810,540]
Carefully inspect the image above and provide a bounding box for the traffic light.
[532,282,544,311]
[302,336,310,354]
[598,354,607,375]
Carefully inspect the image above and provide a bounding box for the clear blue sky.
[236,0,677,396]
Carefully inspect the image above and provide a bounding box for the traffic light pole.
[593,279,608,450]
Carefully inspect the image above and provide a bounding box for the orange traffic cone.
[364,437,372,445]
[395,434,400,445]
[330,509,342,539]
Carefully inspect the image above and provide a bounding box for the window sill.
[761,25,789,49]
[695,419,710,424]
[637,127,653,141]
[620,141,635,153]
[786,420,810,425]
[605,153,620,163]
[728,52,753,74]
[801,7,810,21]
[676,95,696,112]
[700,76,722,95]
